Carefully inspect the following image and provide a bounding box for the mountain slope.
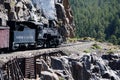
[69,0,120,45]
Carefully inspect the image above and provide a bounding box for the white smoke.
[32,0,57,20]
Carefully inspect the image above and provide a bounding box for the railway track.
[0,42,79,60]
[0,41,94,62]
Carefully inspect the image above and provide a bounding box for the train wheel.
[53,39,59,48]
[11,43,17,51]
[43,40,50,48]
[46,41,50,48]
[34,43,38,48]
[43,43,46,48]
[0,50,4,54]
[38,40,45,48]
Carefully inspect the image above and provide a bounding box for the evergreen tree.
[69,0,120,45]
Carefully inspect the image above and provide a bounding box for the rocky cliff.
[0,0,75,38]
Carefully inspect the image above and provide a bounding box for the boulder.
[109,60,120,70]
[41,71,59,80]
[55,3,66,21]
[0,4,8,26]
[41,59,49,71]
[51,57,64,70]
[62,0,75,37]
[71,61,83,80]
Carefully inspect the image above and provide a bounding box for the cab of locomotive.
[37,20,63,47]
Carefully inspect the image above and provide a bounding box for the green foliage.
[91,43,102,49]
[83,49,90,53]
[82,37,95,41]
[69,0,120,45]
[67,38,78,43]
[107,50,114,54]
[59,77,65,80]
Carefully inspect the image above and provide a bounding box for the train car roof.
[7,21,43,29]
[0,26,9,29]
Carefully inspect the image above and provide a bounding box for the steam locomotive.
[0,20,63,53]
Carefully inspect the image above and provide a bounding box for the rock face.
[0,0,75,39]
[0,1,8,26]
[0,45,120,80]
[41,71,59,80]
[38,53,120,80]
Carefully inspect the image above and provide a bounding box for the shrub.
[92,43,101,49]
[83,49,90,53]
[107,50,114,54]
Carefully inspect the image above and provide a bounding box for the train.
[0,20,63,53]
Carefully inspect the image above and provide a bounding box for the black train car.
[19,21,63,48]
[28,21,63,48]
[7,21,36,50]
[7,20,63,50]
